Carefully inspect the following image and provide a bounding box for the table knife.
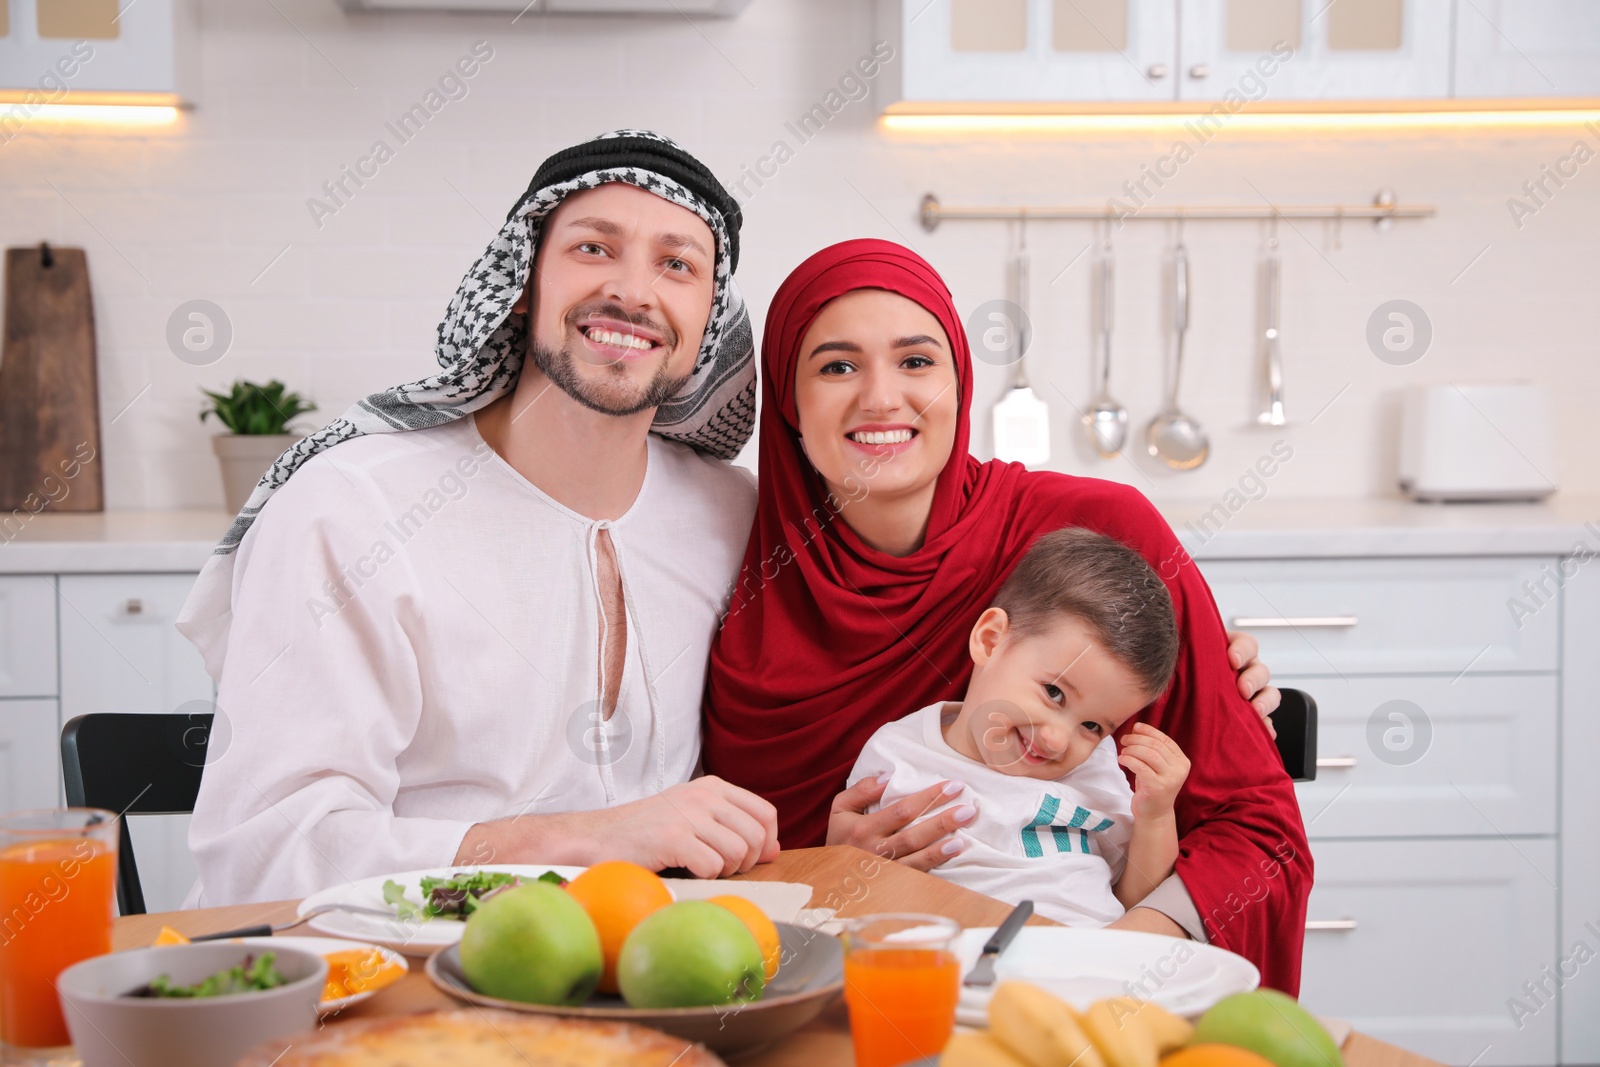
[962,899,1034,987]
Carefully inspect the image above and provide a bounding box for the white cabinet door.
[1453,0,1600,97]
[1202,556,1559,675]
[0,699,61,812]
[895,0,1179,102]
[1301,838,1557,1066]
[58,574,212,720]
[58,574,210,914]
[0,576,58,698]
[1285,674,1556,838]
[1178,0,1453,100]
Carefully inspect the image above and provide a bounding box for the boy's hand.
[1118,723,1190,820]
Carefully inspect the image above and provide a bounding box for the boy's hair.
[991,528,1180,697]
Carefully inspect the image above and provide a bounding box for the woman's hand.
[825,774,977,872]
[1226,629,1280,736]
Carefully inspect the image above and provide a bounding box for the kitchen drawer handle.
[123,598,145,616]
[1230,615,1358,629]
[1305,919,1358,932]
[1316,757,1357,769]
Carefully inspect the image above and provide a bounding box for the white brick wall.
[4,0,1597,508]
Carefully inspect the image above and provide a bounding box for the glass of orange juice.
[842,913,962,1067]
[0,808,119,1065]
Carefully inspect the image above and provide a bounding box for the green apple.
[459,882,602,1006]
[617,900,766,1008]
[1194,990,1345,1067]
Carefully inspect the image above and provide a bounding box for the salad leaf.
[382,878,422,921]
[130,952,285,998]
[382,870,568,921]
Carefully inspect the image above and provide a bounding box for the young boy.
[848,528,1187,926]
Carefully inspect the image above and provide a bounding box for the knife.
[962,899,1034,987]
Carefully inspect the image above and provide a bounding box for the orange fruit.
[706,894,781,980]
[1162,1045,1280,1067]
[564,861,674,994]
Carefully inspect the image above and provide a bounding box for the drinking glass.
[0,809,119,1065]
[842,913,962,1067]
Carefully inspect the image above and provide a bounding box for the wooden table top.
[114,846,1436,1067]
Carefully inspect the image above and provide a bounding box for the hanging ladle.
[1145,225,1210,470]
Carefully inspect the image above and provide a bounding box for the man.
[179,131,778,905]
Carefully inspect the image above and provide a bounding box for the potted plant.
[201,380,317,512]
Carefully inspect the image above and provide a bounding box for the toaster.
[1397,383,1556,502]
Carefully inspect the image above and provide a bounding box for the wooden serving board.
[0,244,103,511]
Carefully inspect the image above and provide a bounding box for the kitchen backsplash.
[5,0,1596,509]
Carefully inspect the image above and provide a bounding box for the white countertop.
[1,497,1597,574]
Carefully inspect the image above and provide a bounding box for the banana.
[988,982,1108,1067]
[1118,998,1195,1053]
[1078,997,1161,1067]
[942,1030,1034,1067]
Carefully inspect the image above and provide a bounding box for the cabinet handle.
[1316,757,1357,769]
[1188,63,1211,79]
[1305,919,1358,932]
[1146,63,1168,79]
[123,598,145,616]
[1230,615,1358,629]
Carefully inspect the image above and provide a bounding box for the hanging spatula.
[992,231,1051,467]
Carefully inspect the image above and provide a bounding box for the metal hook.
[39,242,53,269]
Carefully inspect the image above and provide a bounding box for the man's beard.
[529,316,692,418]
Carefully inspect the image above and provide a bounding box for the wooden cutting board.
[0,244,103,512]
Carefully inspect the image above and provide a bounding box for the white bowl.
[56,942,326,1067]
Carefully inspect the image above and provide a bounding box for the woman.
[705,239,1310,993]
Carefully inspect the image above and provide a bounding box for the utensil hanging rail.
[919,191,1435,231]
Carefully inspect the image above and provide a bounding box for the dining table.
[112,846,1439,1067]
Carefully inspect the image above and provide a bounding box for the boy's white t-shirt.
[849,703,1135,927]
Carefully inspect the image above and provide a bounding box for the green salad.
[381,869,567,921]
[127,952,285,998]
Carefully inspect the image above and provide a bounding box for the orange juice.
[0,836,117,1049]
[843,946,961,1067]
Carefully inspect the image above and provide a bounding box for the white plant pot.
[211,434,295,513]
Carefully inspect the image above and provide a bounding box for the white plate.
[955,927,1259,1027]
[229,935,408,1015]
[298,865,587,955]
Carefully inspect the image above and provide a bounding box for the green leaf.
[198,379,317,436]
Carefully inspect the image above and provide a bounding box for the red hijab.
[704,239,1310,994]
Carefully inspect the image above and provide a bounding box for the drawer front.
[1301,838,1556,1067]
[59,574,212,719]
[1204,557,1558,675]
[0,699,61,810]
[1289,674,1555,838]
[0,576,58,697]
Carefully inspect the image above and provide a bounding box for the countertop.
[1,497,1598,573]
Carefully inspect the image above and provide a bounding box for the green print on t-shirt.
[1020,794,1115,858]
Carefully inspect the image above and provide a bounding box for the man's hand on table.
[454,776,780,878]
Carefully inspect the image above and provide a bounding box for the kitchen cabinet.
[0,0,198,106]
[1178,0,1453,101]
[1299,839,1557,1067]
[0,576,57,698]
[0,700,61,812]
[894,0,1180,103]
[1453,0,1600,97]
[880,0,1600,106]
[1208,553,1564,1066]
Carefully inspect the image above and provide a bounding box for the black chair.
[1270,688,1319,782]
[61,712,214,916]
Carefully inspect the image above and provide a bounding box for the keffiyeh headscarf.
[179,130,755,665]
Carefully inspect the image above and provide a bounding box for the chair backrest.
[1270,688,1319,783]
[60,712,212,916]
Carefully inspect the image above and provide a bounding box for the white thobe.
[179,417,756,907]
